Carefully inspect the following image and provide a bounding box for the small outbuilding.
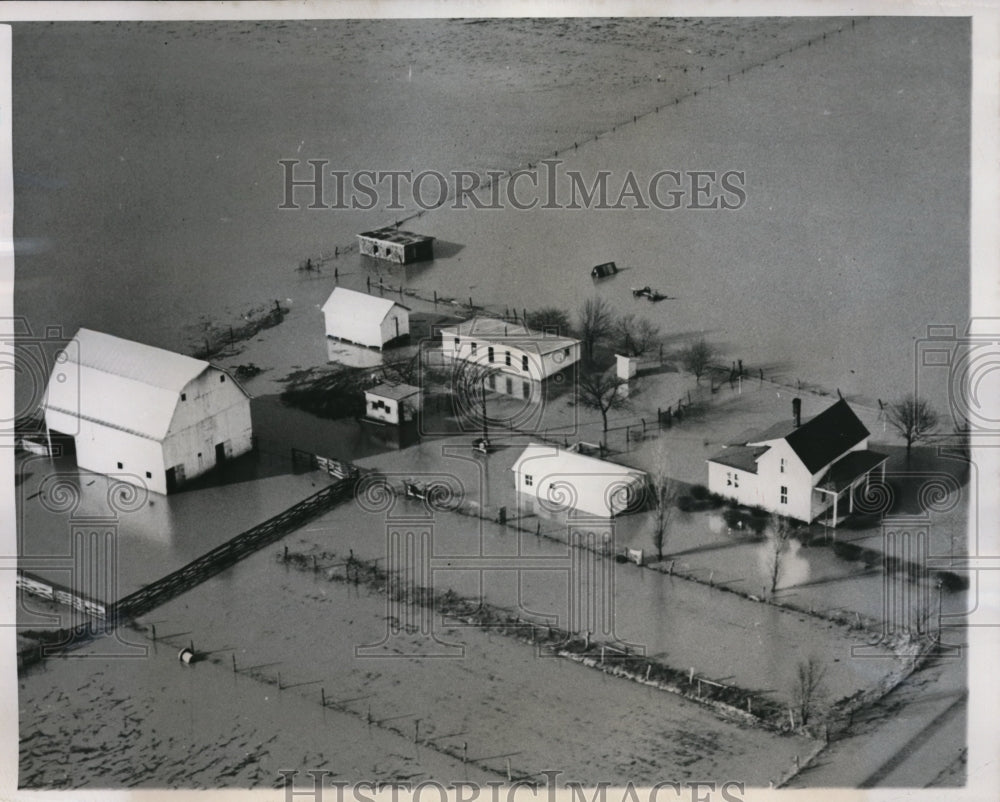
[322,287,410,350]
[511,443,648,519]
[364,382,422,426]
[41,328,253,495]
[357,228,434,264]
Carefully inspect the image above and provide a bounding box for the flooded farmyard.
[10,10,979,797]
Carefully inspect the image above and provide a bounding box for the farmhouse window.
[454,337,461,349]
[181,393,186,401]
[220,375,225,382]
[488,346,494,363]
[726,473,732,486]
[521,355,529,372]
[470,342,477,355]
[505,351,512,367]
[780,486,788,505]
[525,474,533,487]
[780,458,786,473]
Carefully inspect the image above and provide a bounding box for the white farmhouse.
[364,382,421,426]
[440,317,580,383]
[42,328,253,495]
[322,287,410,350]
[706,398,888,526]
[511,443,648,519]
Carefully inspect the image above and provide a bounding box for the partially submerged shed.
[357,228,434,264]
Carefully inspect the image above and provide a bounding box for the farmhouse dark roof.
[816,449,889,493]
[784,399,870,474]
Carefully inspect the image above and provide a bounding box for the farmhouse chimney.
[792,398,802,428]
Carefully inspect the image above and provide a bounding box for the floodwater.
[12,18,968,418]
[21,550,818,787]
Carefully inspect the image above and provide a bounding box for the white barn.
[42,328,253,495]
[322,287,410,350]
[440,317,580,382]
[511,443,648,519]
[706,399,888,526]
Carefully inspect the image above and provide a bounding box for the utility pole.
[481,375,489,443]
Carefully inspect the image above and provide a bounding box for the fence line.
[111,476,357,621]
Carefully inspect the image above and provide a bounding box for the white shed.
[322,287,410,350]
[42,328,253,495]
[364,382,421,425]
[511,443,648,519]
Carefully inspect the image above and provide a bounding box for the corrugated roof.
[358,228,434,246]
[784,399,870,474]
[43,328,210,441]
[322,287,409,324]
[442,317,578,355]
[366,382,420,401]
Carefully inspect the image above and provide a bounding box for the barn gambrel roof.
[42,328,238,442]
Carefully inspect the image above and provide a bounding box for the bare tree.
[450,355,501,439]
[616,314,661,357]
[577,369,629,439]
[886,394,940,458]
[792,656,828,726]
[382,350,422,385]
[650,473,681,562]
[680,337,714,383]
[766,515,793,596]
[577,297,614,363]
[525,307,573,336]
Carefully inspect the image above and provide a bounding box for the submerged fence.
[109,476,357,621]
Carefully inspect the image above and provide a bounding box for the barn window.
[470,342,477,355]
[505,351,511,367]
[488,346,494,363]
[524,474,533,487]
[780,486,788,505]
[181,393,186,401]
[454,337,461,349]
[220,375,226,383]
[117,462,123,469]
[145,471,152,479]
[780,458,786,473]
[733,473,739,488]
[522,381,530,399]
[564,347,571,357]
[726,472,732,486]
[521,355,529,372]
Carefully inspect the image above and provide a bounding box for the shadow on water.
[428,239,464,260]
